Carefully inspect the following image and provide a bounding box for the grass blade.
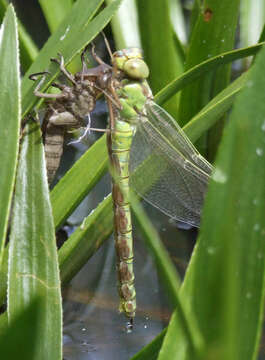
[8,119,62,359]
[0,299,41,360]
[0,5,20,268]
[155,42,265,106]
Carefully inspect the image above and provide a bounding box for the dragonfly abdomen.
[108,119,136,319]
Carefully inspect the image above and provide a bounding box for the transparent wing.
[129,100,213,227]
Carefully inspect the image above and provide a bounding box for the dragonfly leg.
[91,42,108,66]
[101,31,114,62]
[29,71,66,99]
[81,45,90,81]
[50,53,77,85]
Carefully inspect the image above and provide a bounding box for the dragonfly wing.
[129,101,213,227]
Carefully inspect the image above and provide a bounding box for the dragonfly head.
[113,48,149,80]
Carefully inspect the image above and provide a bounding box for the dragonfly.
[89,46,213,327]
[31,44,213,328]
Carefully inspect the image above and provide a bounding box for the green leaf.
[178,1,240,124]
[154,42,265,106]
[160,31,265,360]
[0,299,41,360]
[136,0,183,117]
[169,0,187,45]
[0,5,20,268]
[106,0,141,49]
[240,0,265,47]
[39,0,73,33]
[8,119,62,359]
[179,1,241,157]
[22,0,122,117]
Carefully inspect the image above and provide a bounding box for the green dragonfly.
[31,45,212,328]
[99,47,213,326]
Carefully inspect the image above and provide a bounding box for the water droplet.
[80,218,86,230]
[212,167,227,183]
[221,39,225,42]
[257,252,263,260]
[247,80,253,87]
[60,26,70,41]
[256,148,263,157]
[126,320,133,333]
[262,121,265,131]
[207,53,212,58]
[207,246,216,255]
[202,39,206,44]
[253,198,259,205]
[81,327,86,332]
[246,292,252,299]
[253,223,260,231]
[144,324,147,329]
[237,217,243,225]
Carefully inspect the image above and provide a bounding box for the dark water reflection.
[62,205,195,360]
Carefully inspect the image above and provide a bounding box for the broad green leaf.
[106,0,141,49]
[160,33,265,360]
[59,195,113,286]
[8,120,62,359]
[22,0,122,117]
[136,0,183,117]
[154,42,265,106]
[39,0,73,33]
[51,135,108,229]
[0,5,20,268]
[169,0,186,45]
[0,299,40,360]
[0,0,38,71]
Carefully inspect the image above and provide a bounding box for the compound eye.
[123,58,149,79]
